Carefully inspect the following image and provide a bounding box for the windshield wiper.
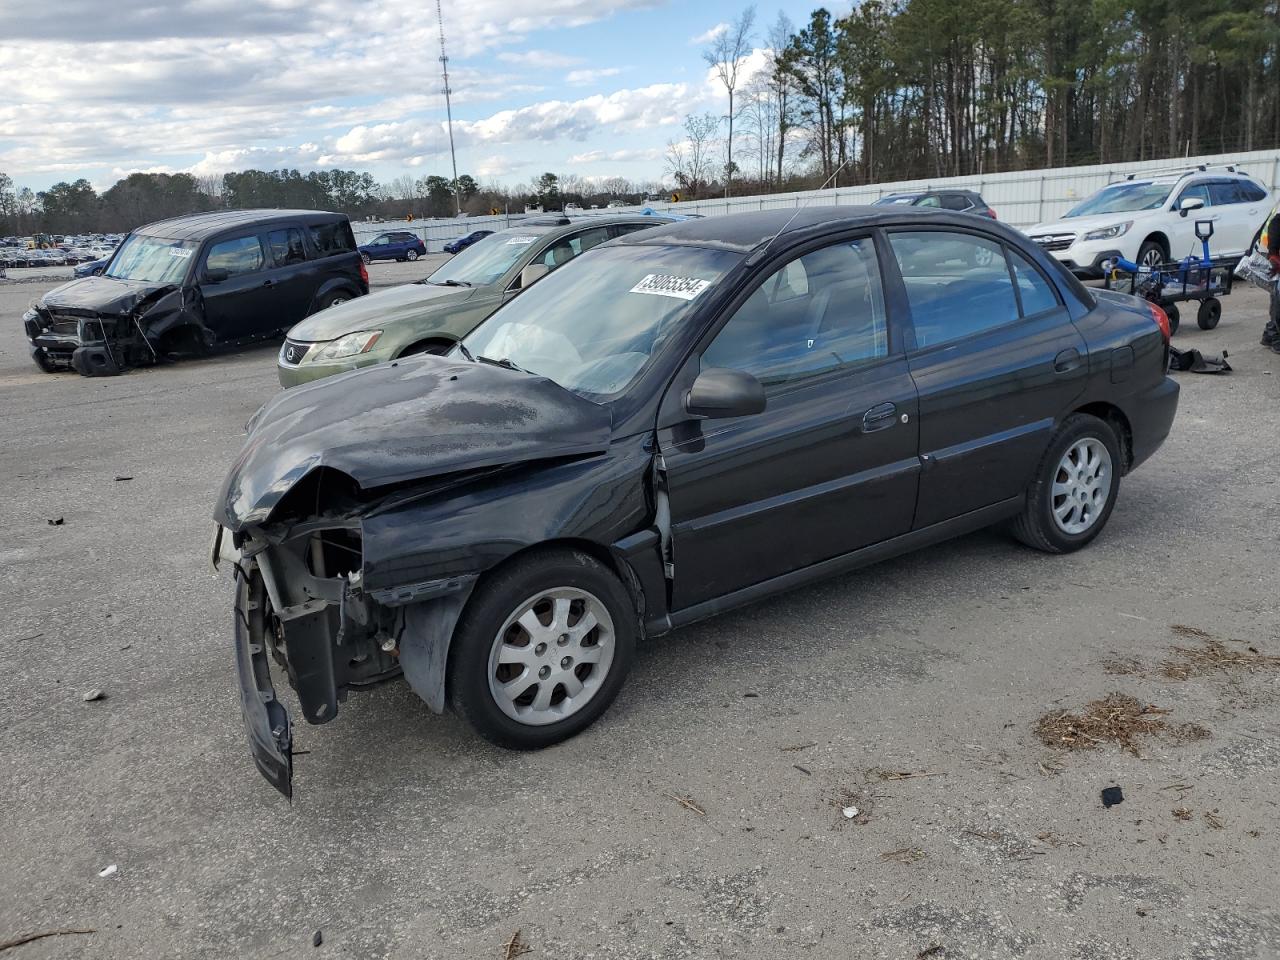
[431,279,472,287]
[456,342,475,362]
[476,355,527,373]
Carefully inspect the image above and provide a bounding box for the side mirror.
[1178,196,1205,217]
[686,367,766,420]
[518,263,549,289]
[204,267,230,283]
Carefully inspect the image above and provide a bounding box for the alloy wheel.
[486,587,615,726]
[1051,438,1112,535]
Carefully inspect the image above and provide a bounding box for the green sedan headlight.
[311,330,383,363]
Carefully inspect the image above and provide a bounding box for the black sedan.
[212,207,1178,797]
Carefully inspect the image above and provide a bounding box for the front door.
[886,228,1089,529]
[660,235,921,611]
[199,233,272,341]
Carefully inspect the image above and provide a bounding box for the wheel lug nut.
[557,633,569,646]
[534,642,547,656]
[538,665,551,680]
[561,656,572,669]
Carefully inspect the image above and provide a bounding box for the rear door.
[660,234,920,609]
[199,232,273,340]
[1207,180,1264,255]
[888,228,1088,529]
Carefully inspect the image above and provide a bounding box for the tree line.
[671,0,1280,198]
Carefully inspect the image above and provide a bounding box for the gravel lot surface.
[1,263,1278,959]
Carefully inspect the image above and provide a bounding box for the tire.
[1010,413,1122,554]
[1137,239,1167,270]
[447,548,638,749]
[315,291,350,313]
[1197,297,1221,330]
[1164,303,1180,335]
[360,252,371,265]
[406,249,419,261]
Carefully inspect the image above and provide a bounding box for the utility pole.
[436,0,462,217]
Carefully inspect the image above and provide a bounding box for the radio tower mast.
[436,0,462,216]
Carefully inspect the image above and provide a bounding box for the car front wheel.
[1010,413,1122,553]
[447,548,637,749]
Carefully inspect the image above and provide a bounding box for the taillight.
[1149,302,1171,343]
[358,259,369,286]
[988,208,998,219]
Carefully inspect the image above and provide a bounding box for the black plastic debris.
[1168,346,1231,374]
[46,517,64,526]
[1101,786,1124,808]
[312,929,323,947]
[113,476,133,482]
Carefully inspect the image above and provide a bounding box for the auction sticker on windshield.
[505,236,538,245]
[168,247,192,259]
[628,274,712,301]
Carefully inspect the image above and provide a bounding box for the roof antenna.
[746,158,852,265]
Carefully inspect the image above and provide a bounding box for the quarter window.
[889,231,1019,347]
[205,235,264,278]
[940,194,973,211]
[1240,181,1268,203]
[1007,249,1061,316]
[702,238,888,388]
[310,221,357,256]
[267,227,306,266]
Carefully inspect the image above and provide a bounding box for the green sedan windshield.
[461,243,741,398]
[425,229,549,287]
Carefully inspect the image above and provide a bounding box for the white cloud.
[498,49,584,69]
[565,67,623,85]
[566,147,661,164]
[690,22,728,45]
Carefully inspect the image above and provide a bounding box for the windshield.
[461,244,741,398]
[425,229,549,286]
[103,235,197,283]
[1066,182,1172,217]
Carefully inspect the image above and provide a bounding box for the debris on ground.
[97,864,117,878]
[0,930,95,953]
[1161,639,1280,680]
[1102,656,1145,676]
[1101,786,1125,808]
[1204,810,1224,829]
[916,945,944,959]
[963,828,1005,841]
[842,805,859,819]
[46,517,64,526]
[113,476,133,482]
[312,930,323,948]
[1170,624,1213,640]
[871,769,946,782]
[664,792,705,816]
[1173,807,1193,821]
[792,765,812,776]
[1037,693,1180,755]
[502,929,532,960]
[779,742,817,752]
[880,847,927,864]
[82,689,105,702]
[1167,346,1231,374]
[828,787,873,824]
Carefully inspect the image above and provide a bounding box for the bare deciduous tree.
[665,113,721,199]
[703,5,756,198]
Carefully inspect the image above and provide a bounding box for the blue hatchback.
[358,230,427,263]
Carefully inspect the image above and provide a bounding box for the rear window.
[309,220,356,257]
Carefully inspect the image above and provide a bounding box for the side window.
[1007,249,1061,317]
[940,194,972,211]
[205,235,264,278]
[915,194,942,208]
[309,221,356,257]
[889,231,1019,347]
[1178,183,1212,208]
[701,237,888,388]
[1208,181,1244,205]
[567,226,611,257]
[1240,181,1268,203]
[609,222,656,239]
[267,227,306,266]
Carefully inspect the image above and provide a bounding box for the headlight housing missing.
[312,330,383,363]
[1083,221,1133,242]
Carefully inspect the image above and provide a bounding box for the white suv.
[1025,166,1271,278]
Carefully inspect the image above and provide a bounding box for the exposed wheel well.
[1141,232,1170,259]
[472,538,647,624]
[1073,401,1134,473]
[396,337,455,358]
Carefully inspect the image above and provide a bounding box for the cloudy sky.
[0,0,832,193]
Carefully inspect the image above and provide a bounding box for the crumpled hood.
[286,281,478,341]
[37,275,174,317]
[214,354,613,531]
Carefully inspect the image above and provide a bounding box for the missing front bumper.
[234,570,294,799]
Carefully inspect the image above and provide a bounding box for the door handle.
[1053,348,1083,373]
[861,401,897,432]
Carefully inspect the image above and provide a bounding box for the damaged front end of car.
[24,280,194,376]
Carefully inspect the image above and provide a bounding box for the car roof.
[135,209,346,241]
[495,214,675,237]
[616,205,1000,254]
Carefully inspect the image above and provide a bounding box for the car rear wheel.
[360,253,371,265]
[406,249,419,261]
[1010,414,1122,554]
[447,548,637,749]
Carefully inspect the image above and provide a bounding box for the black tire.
[1137,238,1167,270]
[447,548,638,749]
[1164,303,1180,335]
[1197,297,1221,330]
[1010,413,1122,554]
[313,291,351,314]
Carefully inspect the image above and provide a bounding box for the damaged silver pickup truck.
[25,209,367,376]
[213,209,1178,798]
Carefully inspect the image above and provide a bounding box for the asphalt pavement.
[1,262,1278,959]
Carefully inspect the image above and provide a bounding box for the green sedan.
[277,215,670,387]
